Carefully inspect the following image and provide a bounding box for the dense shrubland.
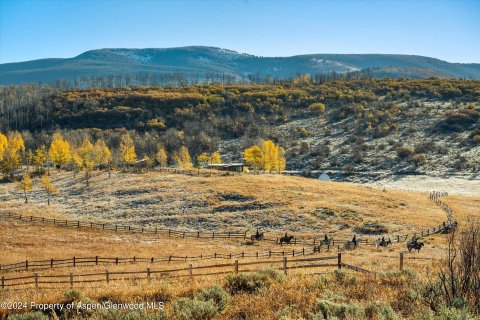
[6,260,480,319]
[0,79,479,174]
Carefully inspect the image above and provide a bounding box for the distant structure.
[318,173,330,181]
[206,163,247,173]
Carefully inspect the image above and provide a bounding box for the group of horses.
[250,230,427,253]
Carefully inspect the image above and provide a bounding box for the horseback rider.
[324,234,329,242]
[352,235,357,246]
[256,229,260,237]
[411,235,419,244]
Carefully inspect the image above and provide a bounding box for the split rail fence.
[1,253,376,290]
[0,247,324,274]
[0,211,453,248]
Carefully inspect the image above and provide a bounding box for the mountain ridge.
[1,46,480,84]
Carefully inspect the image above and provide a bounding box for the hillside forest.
[0,78,479,176]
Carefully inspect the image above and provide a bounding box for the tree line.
[0,130,287,203]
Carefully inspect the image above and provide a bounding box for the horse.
[407,241,424,252]
[279,235,295,245]
[319,238,333,246]
[375,238,392,249]
[344,240,359,250]
[250,232,264,241]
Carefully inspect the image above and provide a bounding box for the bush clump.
[91,309,167,320]
[8,312,49,320]
[396,146,415,158]
[410,153,427,166]
[364,301,399,320]
[194,285,230,312]
[225,269,285,294]
[316,299,365,319]
[354,221,388,235]
[171,298,217,320]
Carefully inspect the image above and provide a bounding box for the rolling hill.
[1,46,480,85]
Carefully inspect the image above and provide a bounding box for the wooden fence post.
[106,270,109,284]
[116,257,118,265]
[34,273,38,289]
[147,268,151,280]
[1,276,4,290]
[51,259,54,268]
[283,257,287,275]
[338,253,342,269]
[189,264,193,279]
[234,260,239,274]
[96,256,99,265]
[400,252,404,271]
[25,260,28,271]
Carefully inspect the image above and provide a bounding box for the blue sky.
[0,0,479,64]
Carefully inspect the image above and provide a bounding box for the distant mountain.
[1,46,479,84]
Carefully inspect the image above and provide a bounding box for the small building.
[206,163,247,173]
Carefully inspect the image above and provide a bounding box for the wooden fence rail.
[0,211,451,249]
[1,255,346,289]
[0,247,332,274]
[0,251,433,290]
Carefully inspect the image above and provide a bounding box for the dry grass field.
[2,170,476,235]
[1,170,479,319]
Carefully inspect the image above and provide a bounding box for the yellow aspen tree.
[49,133,72,168]
[120,133,137,165]
[244,145,263,173]
[7,131,25,155]
[260,140,276,172]
[173,151,183,168]
[1,131,25,180]
[155,145,168,167]
[70,152,83,178]
[41,175,57,206]
[0,132,7,160]
[18,173,32,203]
[33,146,47,174]
[27,150,33,173]
[178,146,192,169]
[210,152,222,164]
[77,138,95,186]
[94,139,111,167]
[197,152,210,167]
[275,146,287,173]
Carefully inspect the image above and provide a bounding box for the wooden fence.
[1,254,377,289]
[0,247,325,274]
[0,211,452,249]
[429,191,455,224]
